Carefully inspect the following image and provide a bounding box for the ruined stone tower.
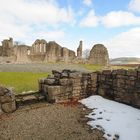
[1,38,14,56]
[88,44,109,66]
[77,40,82,58]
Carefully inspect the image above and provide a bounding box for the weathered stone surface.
[0,94,13,103]
[69,72,82,79]
[44,78,56,85]
[90,72,98,81]
[22,95,37,102]
[1,101,16,113]
[59,78,72,86]
[47,86,62,96]
[52,70,61,78]
[0,88,5,96]
[115,69,127,75]
[88,44,109,66]
[0,107,3,115]
[0,86,16,114]
[39,68,140,108]
[61,72,69,78]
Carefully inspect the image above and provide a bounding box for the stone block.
[61,72,69,78]
[116,75,128,79]
[47,86,62,96]
[22,95,37,102]
[44,78,56,85]
[100,75,106,81]
[73,86,82,90]
[38,83,42,92]
[42,85,48,93]
[112,69,127,75]
[0,93,15,103]
[90,83,97,88]
[52,70,61,79]
[125,80,135,86]
[62,69,71,73]
[90,72,98,80]
[69,72,82,79]
[98,88,106,96]
[129,76,136,81]
[137,72,140,79]
[135,80,140,88]
[0,86,9,96]
[1,101,16,113]
[59,78,72,86]
[117,79,125,87]
[126,70,137,76]
[0,107,3,115]
[102,70,111,75]
[91,87,97,93]
[82,73,90,80]
[72,90,81,94]
[60,86,67,93]
[65,87,73,92]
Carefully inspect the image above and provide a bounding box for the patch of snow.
[21,90,36,94]
[80,95,140,140]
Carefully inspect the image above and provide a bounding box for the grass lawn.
[80,64,103,71]
[0,72,48,94]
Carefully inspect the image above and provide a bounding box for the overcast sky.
[0,0,140,58]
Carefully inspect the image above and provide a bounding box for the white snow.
[80,95,140,140]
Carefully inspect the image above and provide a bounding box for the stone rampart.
[39,67,140,108]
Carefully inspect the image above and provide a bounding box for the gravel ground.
[0,103,104,140]
[0,63,90,73]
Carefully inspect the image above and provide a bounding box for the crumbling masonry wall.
[38,70,95,102]
[39,67,140,108]
[97,68,140,107]
[0,86,16,114]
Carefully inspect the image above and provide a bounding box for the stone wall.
[39,67,140,108]
[0,68,139,114]
[0,86,16,114]
[97,68,140,108]
[39,70,90,102]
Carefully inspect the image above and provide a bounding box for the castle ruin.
[0,38,109,65]
[89,44,109,66]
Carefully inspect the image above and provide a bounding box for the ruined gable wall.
[14,45,31,63]
[89,44,109,66]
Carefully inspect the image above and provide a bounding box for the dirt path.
[0,63,90,72]
[0,103,104,140]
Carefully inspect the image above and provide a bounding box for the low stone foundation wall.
[39,70,96,102]
[0,86,16,114]
[98,68,140,107]
[39,67,140,108]
[0,67,139,114]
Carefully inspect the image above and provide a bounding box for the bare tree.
[83,49,90,59]
[14,41,25,46]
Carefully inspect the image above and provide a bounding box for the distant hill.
[110,57,140,64]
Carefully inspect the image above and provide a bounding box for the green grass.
[110,65,136,70]
[80,64,135,71]
[80,64,103,71]
[0,72,48,94]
